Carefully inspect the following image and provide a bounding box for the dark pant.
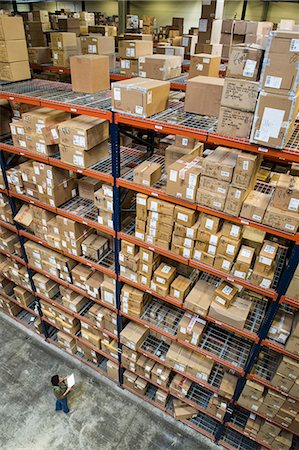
[55,397,69,413]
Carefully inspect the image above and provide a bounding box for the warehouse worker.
[51,374,71,413]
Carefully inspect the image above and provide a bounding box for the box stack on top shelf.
[0,5,299,449]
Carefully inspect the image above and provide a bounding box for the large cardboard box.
[221,78,259,112]
[59,140,108,169]
[58,115,109,150]
[156,45,185,62]
[139,55,181,80]
[119,40,153,59]
[261,31,299,95]
[111,77,170,117]
[22,108,70,144]
[0,16,25,40]
[52,50,77,67]
[240,190,272,223]
[272,174,299,213]
[189,53,220,78]
[70,55,109,93]
[227,45,264,80]
[202,146,238,182]
[209,297,251,329]
[184,76,224,117]
[217,107,253,139]
[120,58,139,76]
[50,32,77,51]
[80,35,115,55]
[0,40,28,63]
[0,61,30,82]
[250,91,299,149]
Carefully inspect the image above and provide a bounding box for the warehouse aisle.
[0,315,217,450]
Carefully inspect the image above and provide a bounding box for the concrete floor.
[0,313,219,450]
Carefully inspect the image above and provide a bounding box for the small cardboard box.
[184,75,224,117]
[202,146,238,182]
[78,177,103,200]
[80,35,114,55]
[217,107,254,139]
[58,115,109,150]
[139,54,181,80]
[209,297,251,330]
[153,263,176,286]
[112,77,170,117]
[59,140,108,169]
[173,399,198,420]
[240,190,272,223]
[234,245,255,275]
[70,55,110,93]
[120,321,149,350]
[133,161,162,186]
[272,174,299,213]
[213,281,238,307]
[189,53,220,78]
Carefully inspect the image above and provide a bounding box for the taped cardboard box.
[120,58,139,76]
[184,75,224,117]
[166,154,203,202]
[226,44,264,80]
[139,54,181,80]
[241,190,272,223]
[0,16,25,40]
[120,321,149,350]
[173,399,198,420]
[119,40,153,59]
[271,174,299,213]
[58,115,109,150]
[189,53,220,78]
[183,279,214,316]
[0,61,31,82]
[213,281,238,307]
[195,43,223,56]
[70,55,110,93]
[217,107,254,139]
[112,77,170,118]
[202,146,238,182]
[0,40,28,63]
[250,91,299,149]
[156,45,185,62]
[197,187,226,211]
[209,296,251,330]
[133,161,162,186]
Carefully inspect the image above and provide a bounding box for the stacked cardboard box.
[165,136,203,170]
[119,40,153,76]
[0,16,30,81]
[189,53,220,78]
[156,45,185,63]
[0,256,31,291]
[142,15,156,34]
[32,10,51,31]
[28,47,51,65]
[24,20,46,48]
[80,35,115,63]
[217,76,259,139]
[251,31,299,149]
[58,115,109,168]
[79,11,95,34]
[286,263,299,300]
[120,283,150,318]
[50,32,78,67]
[58,18,80,36]
[184,75,224,116]
[70,54,110,93]
[94,184,114,229]
[138,55,181,81]
[0,295,22,318]
[198,0,224,48]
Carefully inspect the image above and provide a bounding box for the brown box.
[224,185,248,217]
[232,153,261,190]
[251,91,299,149]
[272,174,299,213]
[119,40,153,59]
[51,32,77,51]
[227,45,264,81]
[58,115,109,150]
[209,297,251,330]
[189,53,220,78]
[240,190,272,223]
[166,154,202,202]
[213,281,238,307]
[0,16,25,40]
[59,140,108,169]
[28,47,51,65]
[120,58,139,76]
[80,35,114,55]
[169,275,192,301]
[70,55,110,93]
[184,76,224,117]
[133,161,162,186]
[78,177,103,200]
[233,246,255,278]
[217,233,241,260]
[0,61,31,82]
[120,321,149,350]
[153,263,176,287]
[139,54,181,80]
[112,77,170,117]
[0,40,28,63]
[176,313,206,345]
[173,399,198,420]
[217,107,254,139]
[202,146,238,182]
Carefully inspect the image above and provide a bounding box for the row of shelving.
[0,79,299,163]
[0,79,298,450]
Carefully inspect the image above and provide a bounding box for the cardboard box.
[0,61,30,82]
[233,246,255,277]
[139,54,181,80]
[219,372,238,399]
[120,58,139,76]
[176,313,206,345]
[189,53,220,78]
[184,75,224,117]
[119,40,153,59]
[251,91,299,149]
[78,177,103,200]
[173,399,198,420]
[166,154,202,202]
[112,77,170,118]
[80,35,114,55]
[51,32,77,51]
[58,115,109,150]
[174,135,199,150]
[0,40,28,63]
[27,47,51,65]
[0,16,25,40]
[153,263,176,286]
[232,153,261,190]
[272,174,299,213]
[224,185,248,217]
[209,296,251,330]
[240,190,272,223]
[70,55,109,93]
[156,45,185,62]
[213,281,238,307]
[133,161,162,186]
[202,146,238,182]
[221,78,259,112]
[59,140,108,169]
[217,107,253,139]
[195,43,223,56]
[174,205,198,227]
[120,321,149,350]
[227,44,264,80]
[169,275,192,301]
[197,187,226,211]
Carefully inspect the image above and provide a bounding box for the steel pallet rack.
[0,79,298,449]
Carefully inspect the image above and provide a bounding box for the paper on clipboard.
[67,373,75,388]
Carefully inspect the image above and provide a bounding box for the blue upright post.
[111,115,124,386]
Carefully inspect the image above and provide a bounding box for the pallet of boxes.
[0,15,30,81]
